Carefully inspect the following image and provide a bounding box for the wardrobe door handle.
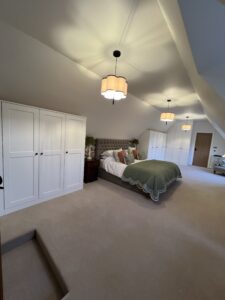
[35,153,38,156]
[66,151,68,154]
[0,176,3,189]
[40,152,43,155]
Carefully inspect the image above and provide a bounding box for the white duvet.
[100,156,143,178]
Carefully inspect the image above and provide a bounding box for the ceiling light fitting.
[160,99,175,124]
[181,116,192,131]
[101,50,128,104]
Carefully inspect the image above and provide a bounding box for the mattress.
[100,157,143,178]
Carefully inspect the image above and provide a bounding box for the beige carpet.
[1,166,225,300]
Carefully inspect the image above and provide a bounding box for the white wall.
[188,119,225,167]
[0,20,167,140]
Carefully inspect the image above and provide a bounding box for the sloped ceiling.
[0,20,172,139]
[178,0,225,110]
[158,0,225,138]
[0,0,223,141]
[0,0,205,122]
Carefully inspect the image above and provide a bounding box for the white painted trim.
[0,185,83,217]
[1,100,86,121]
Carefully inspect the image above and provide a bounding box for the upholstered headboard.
[95,138,131,158]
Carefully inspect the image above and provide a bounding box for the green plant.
[85,136,95,146]
[130,138,139,146]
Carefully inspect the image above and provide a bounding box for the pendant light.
[160,99,175,124]
[181,116,192,131]
[101,50,128,104]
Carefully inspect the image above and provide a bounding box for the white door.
[0,102,4,214]
[160,133,167,160]
[148,131,157,159]
[64,115,85,192]
[156,132,163,160]
[165,146,171,162]
[2,102,39,209]
[39,110,65,198]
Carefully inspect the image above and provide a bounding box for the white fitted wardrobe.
[165,121,193,166]
[138,130,167,160]
[0,101,86,215]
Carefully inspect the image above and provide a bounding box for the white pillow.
[101,149,123,160]
[101,150,114,157]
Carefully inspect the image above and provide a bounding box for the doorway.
[193,133,212,167]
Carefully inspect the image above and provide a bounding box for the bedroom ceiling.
[0,0,205,120]
[158,0,225,137]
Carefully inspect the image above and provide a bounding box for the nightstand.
[84,159,100,183]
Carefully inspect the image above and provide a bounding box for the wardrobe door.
[148,131,156,159]
[160,133,167,160]
[0,103,4,214]
[155,132,163,160]
[39,110,65,199]
[64,115,86,192]
[2,103,39,209]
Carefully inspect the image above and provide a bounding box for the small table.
[84,159,100,183]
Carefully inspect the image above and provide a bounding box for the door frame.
[192,132,212,167]
[0,101,4,215]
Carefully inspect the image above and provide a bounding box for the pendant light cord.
[115,57,118,76]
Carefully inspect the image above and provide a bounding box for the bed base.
[98,168,149,199]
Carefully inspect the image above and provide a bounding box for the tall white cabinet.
[0,101,86,215]
[39,110,65,199]
[165,121,193,166]
[3,103,40,209]
[64,114,85,192]
[138,130,167,160]
[0,104,5,212]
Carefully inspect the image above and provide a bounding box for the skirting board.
[0,184,83,217]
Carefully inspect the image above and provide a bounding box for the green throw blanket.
[121,160,182,201]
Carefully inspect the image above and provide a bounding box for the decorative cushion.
[128,146,136,154]
[125,154,135,165]
[113,148,123,162]
[124,149,128,156]
[132,149,140,159]
[117,150,126,164]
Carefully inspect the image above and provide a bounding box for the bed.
[95,139,182,202]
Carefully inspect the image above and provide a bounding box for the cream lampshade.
[160,112,175,122]
[181,116,192,131]
[101,50,128,104]
[160,99,175,123]
[101,75,128,101]
[181,124,192,131]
